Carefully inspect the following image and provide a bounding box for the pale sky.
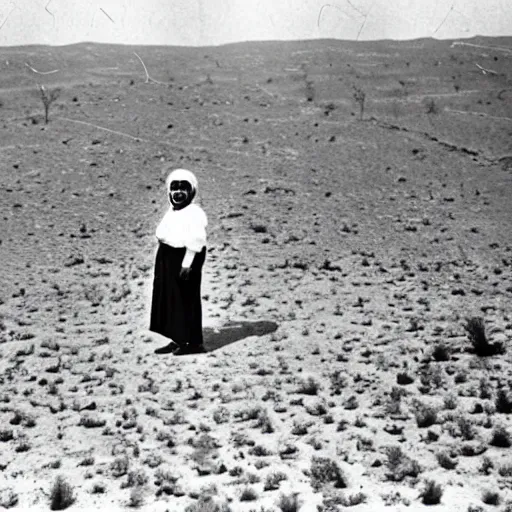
[0,0,511,47]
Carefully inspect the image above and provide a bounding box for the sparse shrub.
[419,364,446,391]
[79,415,106,429]
[432,342,451,361]
[465,317,505,356]
[213,406,230,424]
[419,479,443,505]
[385,446,422,482]
[49,475,75,510]
[124,469,148,488]
[0,429,14,442]
[329,370,347,394]
[490,425,511,447]
[249,444,273,457]
[91,482,106,494]
[309,456,347,491]
[498,462,512,477]
[297,376,321,395]
[0,488,18,508]
[340,492,368,506]
[184,496,232,512]
[414,404,438,428]
[276,492,301,512]
[255,409,274,433]
[111,456,130,477]
[128,486,145,508]
[78,456,95,467]
[239,486,258,501]
[424,98,439,115]
[443,394,458,410]
[264,471,288,491]
[479,456,494,475]
[457,415,476,440]
[436,451,458,470]
[496,389,512,414]
[396,372,414,385]
[481,490,500,506]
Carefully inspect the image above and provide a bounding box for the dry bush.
[264,471,288,491]
[419,479,443,505]
[490,425,511,447]
[239,486,258,501]
[436,451,458,470]
[297,376,321,395]
[276,492,301,512]
[464,317,505,356]
[49,476,75,510]
[481,490,500,506]
[309,456,347,491]
[385,446,422,482]
[0,489,18,508]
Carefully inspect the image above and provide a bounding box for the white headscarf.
[165,168,198,194]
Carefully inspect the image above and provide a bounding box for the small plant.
[425,98,439,115]
[49,475,75,510]
[353,86,366,121]
[309,456,347,491]
[481,490,500,506]
[419,479,443,505]
[276,492,301,512]
[38,85,60,124]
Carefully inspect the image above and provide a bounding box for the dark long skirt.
[150,243,206,346]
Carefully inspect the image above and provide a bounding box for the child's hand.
[179,267,191,280]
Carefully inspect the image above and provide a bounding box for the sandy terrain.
[0,36,511,511]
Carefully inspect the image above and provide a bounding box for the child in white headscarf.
[150,168,208,355]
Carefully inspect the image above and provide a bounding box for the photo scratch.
[0,4,16,32]
[45,0,55,26]
[317,3,357,28]
[433,3,455,36]
[100,7,115,23]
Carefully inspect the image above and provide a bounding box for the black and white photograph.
[0,0,511,510]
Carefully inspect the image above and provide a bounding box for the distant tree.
[353,86,366,121]
[39,85,60,124]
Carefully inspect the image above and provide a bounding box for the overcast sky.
[0,0,510,47]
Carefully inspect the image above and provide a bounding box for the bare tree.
[39,85,60,124]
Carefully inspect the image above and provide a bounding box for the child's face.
[169,180,193,207]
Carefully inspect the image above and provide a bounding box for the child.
[150,168,208,355]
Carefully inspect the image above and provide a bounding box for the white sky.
[0,0,511,46]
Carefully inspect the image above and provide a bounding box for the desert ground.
[0,36,511,511]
